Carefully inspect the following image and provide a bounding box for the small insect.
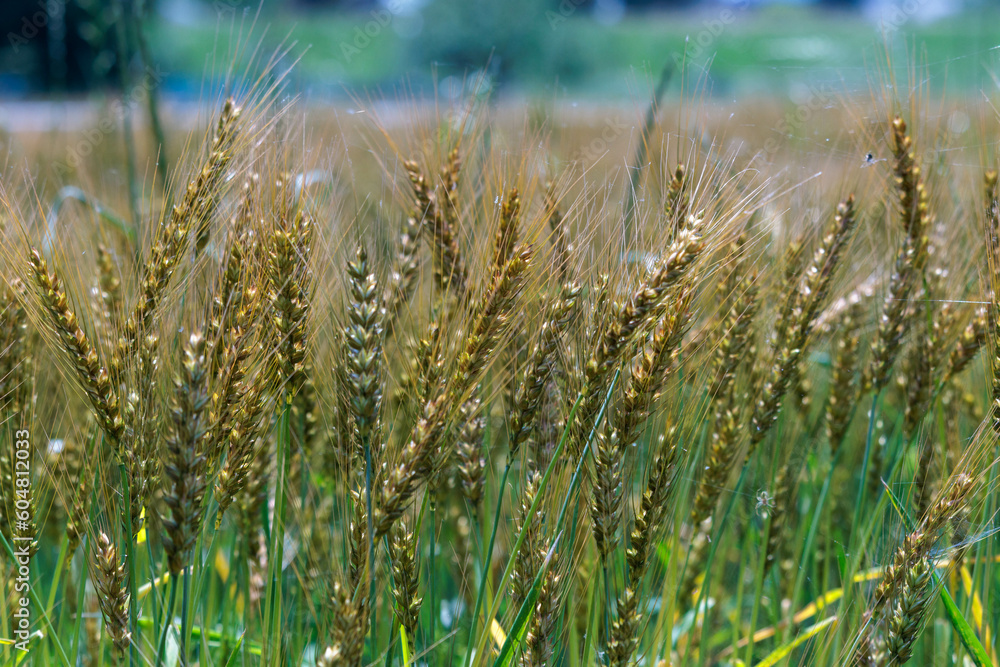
[755,490,775,516]
[862,152,885,168]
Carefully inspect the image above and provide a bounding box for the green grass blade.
[471,370,620,665]
[465,462,513,667]
[491,536,561,667]
[0,531,71,666]
[756,616,837,667]
[400,623,412,666]
[938,579,991,667]
[223,632,246,667]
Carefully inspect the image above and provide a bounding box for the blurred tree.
[0,0,130,92]
[411,0,598,88]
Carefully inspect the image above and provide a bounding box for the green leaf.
[491,536,561,667]
[400,624,411,666]
[0,531,71,666]
[756,616,837,667]
[937,575,991,667]
[223,632,246,667]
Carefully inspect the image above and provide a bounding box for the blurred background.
[0,0,996,193]
[0,0,997,103]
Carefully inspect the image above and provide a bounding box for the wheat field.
[1,49,1000,667]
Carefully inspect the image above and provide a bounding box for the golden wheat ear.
[609,424,681,667]
[114,98,243,383]
[388,519,422,646]
[161,332,210,575]
[592,286,692,560]
[750,195,857,453]
[455,392,485,508]
[27,248,125,452]
[867,117,931,393]
[405,158,467,296]
[826,295,863,454]
[575,215,707,458]
[508,281,582,461]
[267,205,313,401]
[853,473,974,664]
[382,214,422,339]
[344,244,384,451]
[318,581,366,667]
[983,169,1000,433]
[213,377,271,528]
[0,278,34,548]
[90,531,131,657]
[376,246,531,539]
